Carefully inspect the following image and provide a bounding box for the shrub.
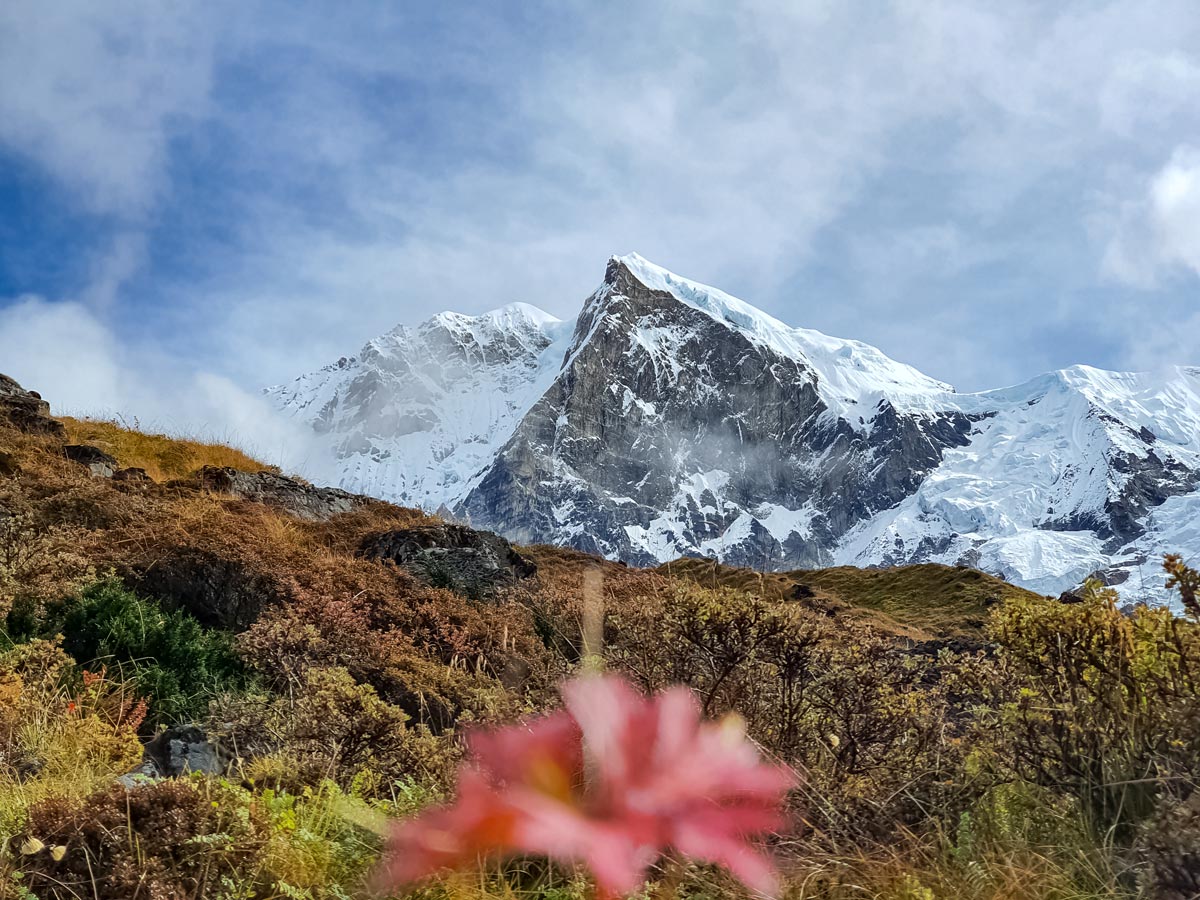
[13,778,264,899]
[237,579,530,734]
[27,579,245,725]
[0,640,144,842]
[214,666,458,796]
[8,774,406,900]
[979,581,1200,838]
[599,581,981,841]
[0,513,92,627]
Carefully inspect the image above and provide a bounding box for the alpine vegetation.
[5,373,1200,899]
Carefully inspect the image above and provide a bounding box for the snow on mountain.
[266,301,574,508]
[838,366,1200,595]
[616,253,957,425]
[270,255,1200,603]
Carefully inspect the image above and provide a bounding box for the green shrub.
[979,581,1200,839]
[22,579,245,725]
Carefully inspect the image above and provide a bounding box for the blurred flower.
[376,674,794,897]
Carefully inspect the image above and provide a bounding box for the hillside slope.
[6,372,1200,899]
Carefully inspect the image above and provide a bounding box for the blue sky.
[2,1,1199,457]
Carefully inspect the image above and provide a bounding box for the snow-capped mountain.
[268,254,1200,600]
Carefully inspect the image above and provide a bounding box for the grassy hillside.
[2,380,1197,899]
[656,557,1045,639]
[59,416,277,481]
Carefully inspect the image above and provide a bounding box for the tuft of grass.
[0,640,145,844]
[59,416,277,481]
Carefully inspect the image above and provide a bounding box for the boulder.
[359,523,537,599]
[63,444,117,478]
[144,725,231,777]
[118,725,233,786]
[190,466,366,521]
[0,374,65,437]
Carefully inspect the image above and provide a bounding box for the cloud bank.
[0,296,322,474]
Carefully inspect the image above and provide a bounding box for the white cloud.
[0,295,321,475]
[1150,148,1200,274]
[4,0,1200,407]
[0,0,218,217]
[0,297,124,414]
[1102,146,1200,286]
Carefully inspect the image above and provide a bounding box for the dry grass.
[59,416,277,481]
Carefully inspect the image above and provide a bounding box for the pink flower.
[375,674,795,897]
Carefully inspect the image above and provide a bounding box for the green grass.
[657,558,1046,639]
[797,563,1045,637]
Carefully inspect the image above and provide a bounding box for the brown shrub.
[216,666,459,794]
[235,578,532,733]
[14,779,266,900]
[538,574,986,844]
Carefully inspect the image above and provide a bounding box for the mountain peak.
[601,252,955,419]
[428,301,562,333]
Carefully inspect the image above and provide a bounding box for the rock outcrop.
[191,466,367,521]
[64,444,118,478]
[0,374,65,437]
[359,523,536,598]
[125,547,283,630]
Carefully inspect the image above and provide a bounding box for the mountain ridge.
[268,254,1200,601]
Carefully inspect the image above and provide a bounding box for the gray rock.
[116,758,161,788]
[191,466,367,521]
[0,374,65,437]
[143,725,231,777]
[360,523,536,598]
[63,444,117,478]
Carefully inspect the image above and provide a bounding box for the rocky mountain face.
[269,254,1200,600]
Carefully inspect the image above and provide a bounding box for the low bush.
[13,579,245,726]
[0,640,144,843]
[213,666,459,796]
[9,774,399,900]
[978,581,1200,840]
